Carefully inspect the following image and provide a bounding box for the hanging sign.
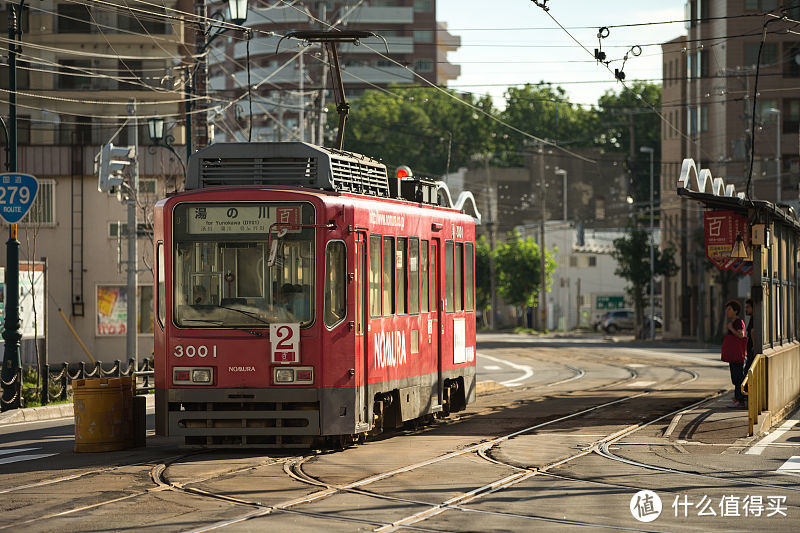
[0,173,39,224]
[704,210,750,271]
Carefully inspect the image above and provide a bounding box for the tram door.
[355,234,369,428]
[431,239,442,405]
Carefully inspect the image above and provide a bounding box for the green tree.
[596,81,662,205]
[339,87,496,176]
[611,225,678,339]
[475,236,492,325]
[494,231,557,323]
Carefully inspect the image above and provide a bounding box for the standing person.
[721,300,747,408]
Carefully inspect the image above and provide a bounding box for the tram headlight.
[192,369,212,383]
[173,367,213,385]
[275,368,294,382]
[273,367,314,384]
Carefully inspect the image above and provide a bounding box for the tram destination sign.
[0,173,39,224]
[187,204,300,234]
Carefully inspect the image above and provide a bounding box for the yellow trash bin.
[73,377,133,452]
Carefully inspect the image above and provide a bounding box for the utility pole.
[1,1,24,411]
[484,155,497,330]
[126,100,139,370]
[299,50,305,142]
[539,142,547,331]
[193,0,210,149]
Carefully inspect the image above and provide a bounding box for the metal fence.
[1,358,154,411]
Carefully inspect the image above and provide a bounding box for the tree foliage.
[340,87,497,176]
[610,225,678,338]
[493,231,557,309]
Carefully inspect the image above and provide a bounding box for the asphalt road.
[1,333,799,532]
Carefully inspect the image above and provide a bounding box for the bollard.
[113,359,121,377]
[78,361,86,379]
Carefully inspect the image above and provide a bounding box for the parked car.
[602,309,662,333]
[602,310,634,333]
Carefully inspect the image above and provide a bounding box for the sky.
[437,0,687,108]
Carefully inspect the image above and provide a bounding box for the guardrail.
[741,353,766,436]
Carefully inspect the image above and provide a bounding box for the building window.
[785,43,800,77]
[588,256,597,267]
[118,60,143,90]
[700,104,709,132]
[414,59,434,73]
[138,179,157,195]
[413,30,434,43]
[745,0,779,11]
[57,4,92,33]
[414,0,433,11]
[745,42,778,67]
[569,256,578,267]
[58,60,92,90]
[20,179,55,226]
[58,115,93,145]
[108,222,152,239]
[785,99,800,133]
[96,285,153,336]
[118,7,168,34]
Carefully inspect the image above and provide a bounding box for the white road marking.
[482,365,502,370]
[0,453,55,465]
[746,418,800,455]
[477,353,534,386]
[627,380,656,387]
[777,456,800,476]
[627,364,646,368]
[0,448,38,457]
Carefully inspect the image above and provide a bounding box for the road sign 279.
[0,173,39,224]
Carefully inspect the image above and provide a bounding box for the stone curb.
[0,394,155,426]
[476,380,506,395]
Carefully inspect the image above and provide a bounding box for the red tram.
[153,142,478,447]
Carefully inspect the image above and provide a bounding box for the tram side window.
[421,240,429,313]
[397,237,407,314]
[369,235,382,317]
[465,243,475,312]
[444,240,454,312]
[383,236,395,315]
[324,241,346,327]
[431,242,438,311]
[409,238,419,314]
[455,242,463,311]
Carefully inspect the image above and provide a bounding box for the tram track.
[176,361,704,532]
[0,351,711,532]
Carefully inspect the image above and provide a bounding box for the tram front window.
[172,202,315,328]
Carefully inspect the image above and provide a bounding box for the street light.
[147,117,186,175]
[554,168,567,221]
[185,0,250,159]
[640,146,655,341]
[764,107,781,203]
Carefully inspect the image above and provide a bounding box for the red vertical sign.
[704,210,749,270]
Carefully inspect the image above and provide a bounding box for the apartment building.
[660,1,800,340]
[1,1,186,366]
[208,0,461,143]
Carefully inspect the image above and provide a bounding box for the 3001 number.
[173,345,217,358]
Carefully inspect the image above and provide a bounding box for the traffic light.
[96,143,133,193]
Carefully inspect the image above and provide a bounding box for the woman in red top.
[721,300,747,408]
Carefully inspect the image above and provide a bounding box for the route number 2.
[270,323,300,364]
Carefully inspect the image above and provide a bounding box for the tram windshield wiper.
[182,318,224,326]
[216,304,270,326]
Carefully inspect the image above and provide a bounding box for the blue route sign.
[0,173,39,224]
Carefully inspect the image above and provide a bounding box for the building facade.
[208,0,461,144]
[660,1,800,340]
